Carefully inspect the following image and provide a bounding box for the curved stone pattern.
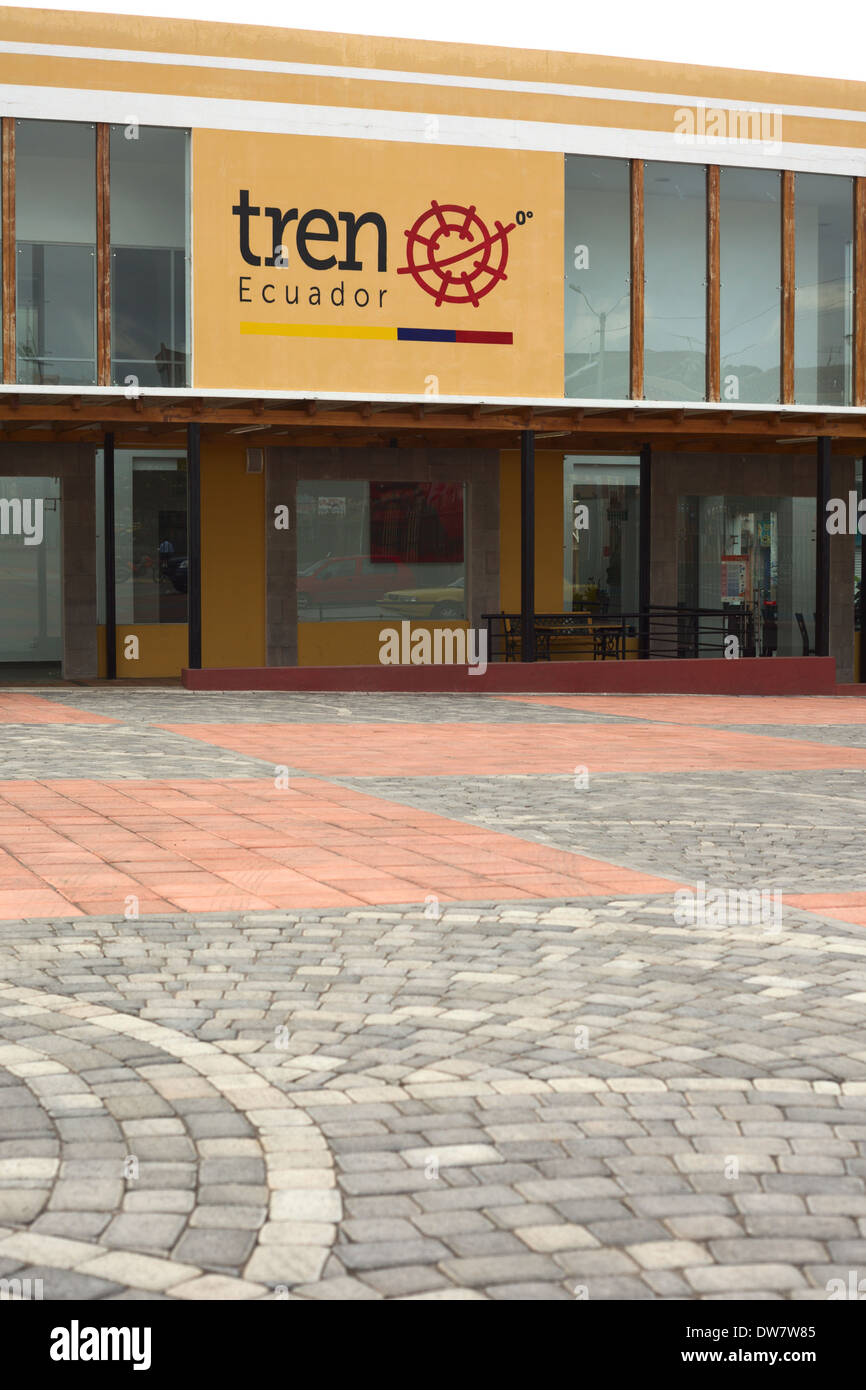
[2,902,866,1300]
[0,984,340,1299]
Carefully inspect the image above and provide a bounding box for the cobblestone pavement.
[1,688,866,1300]
[339,771,866,892]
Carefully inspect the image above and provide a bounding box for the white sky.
[5,0,866,85]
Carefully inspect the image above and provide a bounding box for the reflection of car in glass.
[164,556,188,592]
[297,556,417,610]
[378,576,465,619]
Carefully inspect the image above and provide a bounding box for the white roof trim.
[0,83,864,175]
[0,383,863,417]
[0,40,864,128]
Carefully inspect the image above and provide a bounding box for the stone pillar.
[830,455,856,683]
[61,447,98,679]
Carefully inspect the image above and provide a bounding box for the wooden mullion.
[781,168,796,405]
[853,177,866,407]
[630,158,645,400]
[96,123,110,387]
[1,117,16,383]
[706,165,720,402]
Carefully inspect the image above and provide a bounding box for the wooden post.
[520,429,536,662]
[1,118,15,383]
[706,165,720,402]
[96,123,111,387]
[630,159,645,401]
[781,169,796,404]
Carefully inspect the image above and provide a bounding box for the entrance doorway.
[0,475,62,680]
[678,494,816,658]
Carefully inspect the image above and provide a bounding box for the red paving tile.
[504,694,866,726]
[0,888,83,916]
[0,775,684,919]
[0,693,116,725]
[160,721,866,774]
[784,892,866,927]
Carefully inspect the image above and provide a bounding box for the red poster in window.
[721,554,750,602]
[369,483,464,563]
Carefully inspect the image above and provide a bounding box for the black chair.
[795,612,811,656]
[502,614,521,662]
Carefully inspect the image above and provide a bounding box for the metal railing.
[482,605,756,662]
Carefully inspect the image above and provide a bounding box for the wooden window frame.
[96,122,110,387]
[629,158,644,400]
[780,168,796,405]
[706,165,720,403]
[1,118,110,386]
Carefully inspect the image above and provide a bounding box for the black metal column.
[815,435,831,658]
[103,431,116,680]
[187,422,202,669]
[520,429,536,662]
[638,443,652,659]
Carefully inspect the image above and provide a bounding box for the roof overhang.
[1,386,865,452]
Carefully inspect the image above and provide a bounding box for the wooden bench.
[489,613,627,662]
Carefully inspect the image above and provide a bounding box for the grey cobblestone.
[2,689,866,1299]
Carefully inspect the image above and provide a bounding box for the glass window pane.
[16,119,96,242]
[677,494,816,657]
[15,119,96,385]
[719,167,781,405]
[297,481,465,623]
[564,156,630,400]
[17,244,96,384]
[110,126,189,388]
[644,161,706,401]
[795,172,853,406]
[0,476,62,668]
[113,450,188,624]
[563,456,640,616]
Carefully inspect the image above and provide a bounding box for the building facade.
[0,8,864,680]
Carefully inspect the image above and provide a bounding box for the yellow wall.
[202,442,266,668]
[116,624,189,677]
[299,619,469,667]
[193,129,563,399]
[499,450,564,611]
[2,10,861,178]
[96,624,188,678]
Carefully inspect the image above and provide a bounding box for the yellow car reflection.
[379,577,465,619]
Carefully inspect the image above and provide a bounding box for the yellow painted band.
[240,321,397,340]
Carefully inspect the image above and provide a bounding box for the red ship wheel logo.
[398,200,516,306]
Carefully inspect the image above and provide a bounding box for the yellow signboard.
[192,129,563,398]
